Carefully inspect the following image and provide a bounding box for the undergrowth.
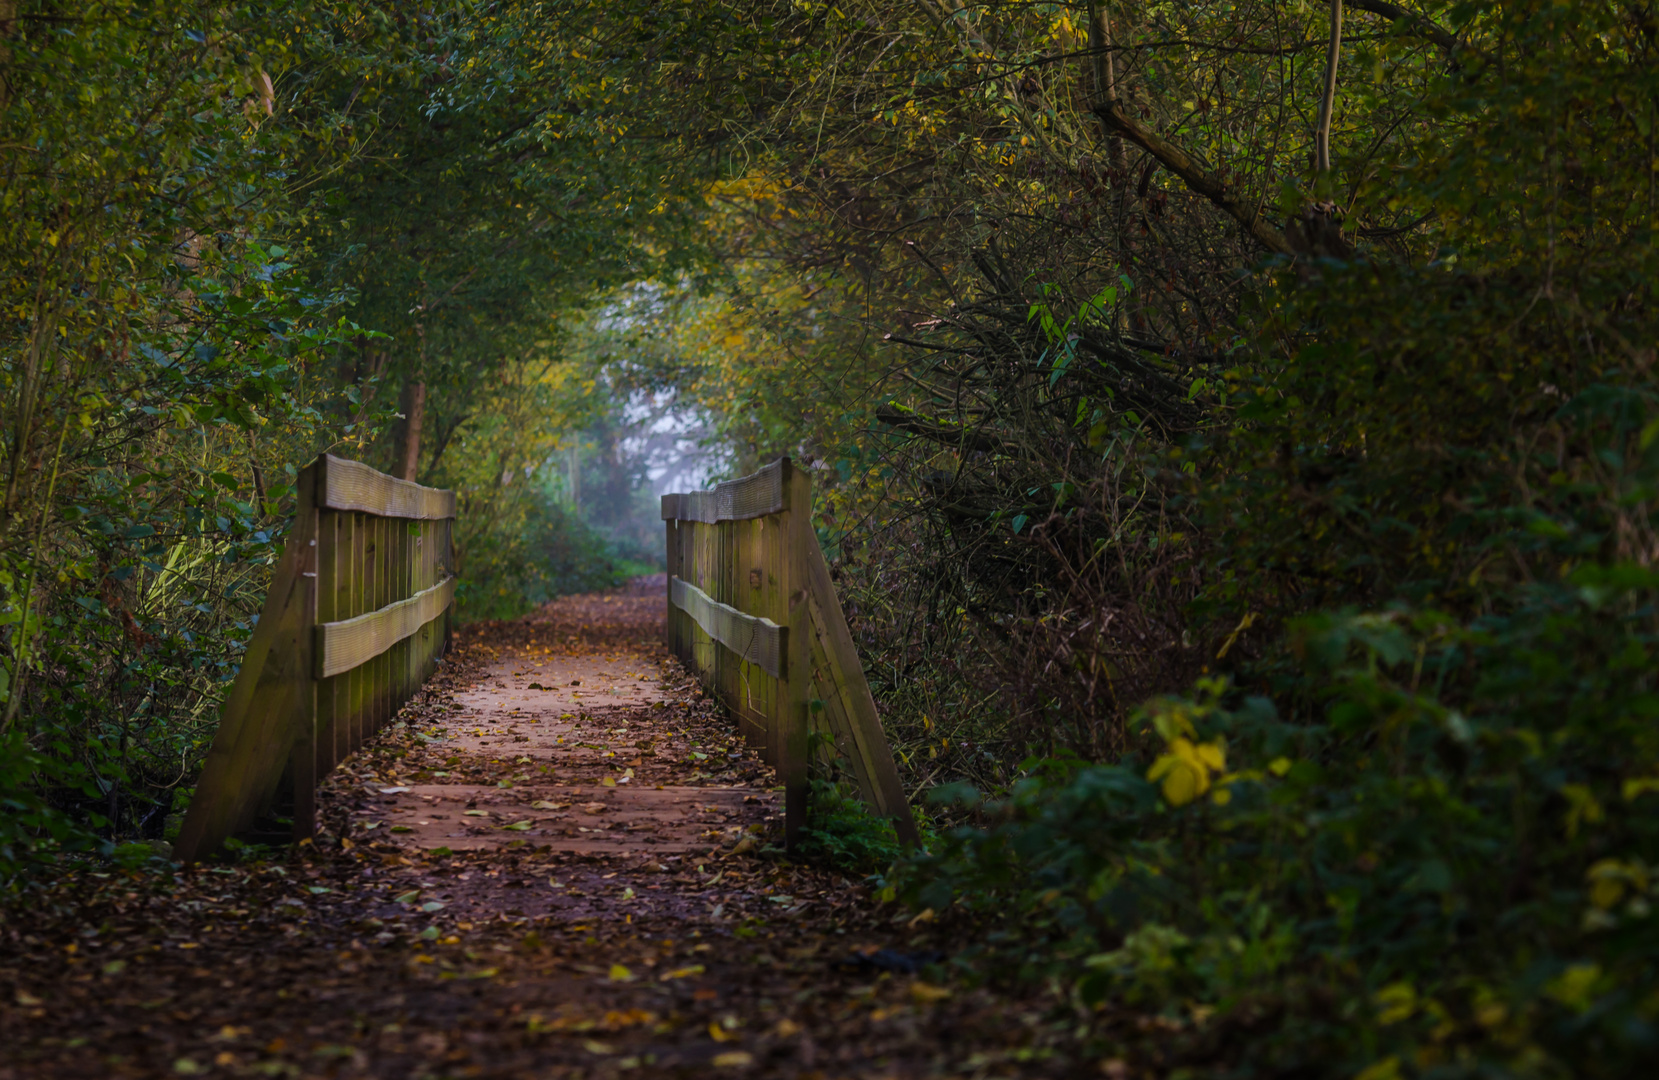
[891,571,1659,1078]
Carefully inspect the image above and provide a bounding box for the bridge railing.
[176,455,455,863]
[663,458,918,847]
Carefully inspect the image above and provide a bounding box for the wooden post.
[290,463,320,844]
[664,515,679,654]
[782,460,811,849]
[315,503,341,780]
[802,540,922,847]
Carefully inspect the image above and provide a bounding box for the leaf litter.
[0,581,1117,1078]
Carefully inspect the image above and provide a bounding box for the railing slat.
[670,576,785,678]
[316,576,456,678]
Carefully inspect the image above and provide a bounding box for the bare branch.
[1317,0,1342,174]
[1091,101,1294,256]
[1349,0,1467,58]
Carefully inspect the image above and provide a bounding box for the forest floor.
[0,581,1109,1079]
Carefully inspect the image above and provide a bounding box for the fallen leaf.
[420,901,446,913]
[660,965,705,981]
[708,1021,737,1043]
[579,803,607,815]
[712,1051,754,1067]
[378,787,411,794]
[911,981,952,1004]
[394,890,421,904]
[15,990,41,1007]
[608,964,634,982]
[530,800,568,811]
[463,810,491,817]
[500,820,534,831]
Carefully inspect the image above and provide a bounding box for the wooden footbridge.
[176,455,915,863]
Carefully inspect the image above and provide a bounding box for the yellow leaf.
[910,981,951,1004]
[1353,1057,1401,1080]
[1374,982,1416,1025]
[1560,783,1603,837]
[708,1020,737,1042]
[712,1051,753,1067]
[608,964,634,982]
[1545,963,1602,1012]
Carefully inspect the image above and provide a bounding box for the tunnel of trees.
[3,1,1658,1073]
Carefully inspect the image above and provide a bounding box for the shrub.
[896,570,1659,1077]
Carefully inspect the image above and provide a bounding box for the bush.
[896,570,1659,1078]
[795,777,908,875]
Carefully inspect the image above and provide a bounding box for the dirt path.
[0,582,1099,1079]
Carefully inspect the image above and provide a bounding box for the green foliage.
[0,0,704,877]
[796,777,907,876]
[455,486,644,622]
[898,569,1659,1075]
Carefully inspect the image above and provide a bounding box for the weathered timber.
[177,456,456,864]
[316,576,455,678]
[669,576,784,679]
[318,453,456,520]
[663,458,918,848]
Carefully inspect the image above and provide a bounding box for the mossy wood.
[175,457,456,864]
[662,458,920,847]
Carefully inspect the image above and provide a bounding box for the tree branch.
[1318,0,1342,174]
[1349,0,1467,59]
[1091,101,1293,256]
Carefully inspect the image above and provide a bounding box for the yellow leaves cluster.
[1146,737,1226,807]
[1140,687,1240,807]
[1140,684,1298,807]
[1585,857,1649,912]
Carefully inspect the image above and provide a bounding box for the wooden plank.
[806,588,877,802]
[290,473,320,844]
[317,454,456,520]
[392,518,408,708]
[664,518,678,653]
[669,576,784,678]
[782,463,811,849]
[317,576,455,678]
[801,536,921,846]
[662,458,786,523]
[175,468,318,864]
[315,508,342,779]
[372,514,387,732]
[350,512,369,751]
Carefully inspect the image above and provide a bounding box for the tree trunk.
[393,380,426,482]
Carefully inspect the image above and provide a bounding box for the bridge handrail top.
[661,457,790,523]
[318,453,456,520]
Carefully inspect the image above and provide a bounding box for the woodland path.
[0,582,1098,1079]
